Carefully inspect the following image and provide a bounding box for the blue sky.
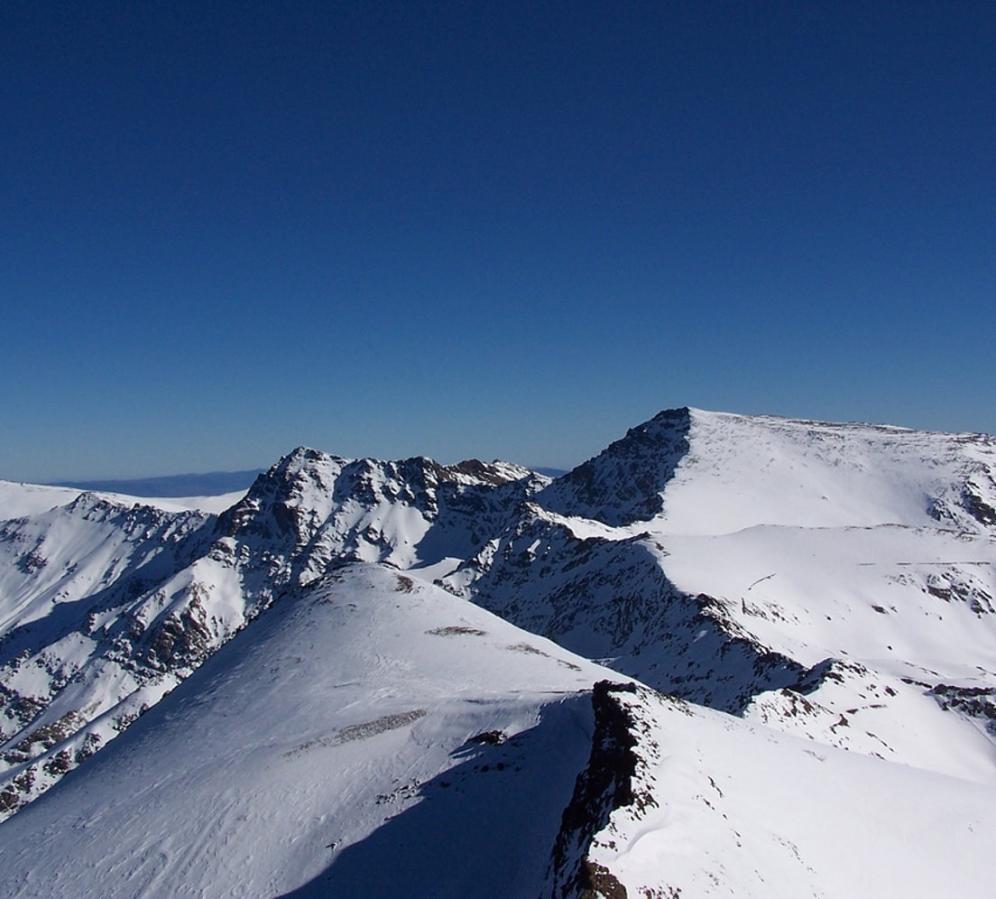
[3,2,994,481]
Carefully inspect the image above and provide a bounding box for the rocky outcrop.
[537,408,691,526]
[547,682,642,899]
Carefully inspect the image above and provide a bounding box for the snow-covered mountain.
[0,479,247,518]
[451,409,996,782]
[1,407,995,896]
[0,454,536,817]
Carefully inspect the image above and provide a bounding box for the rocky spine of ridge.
[546,681,663,899]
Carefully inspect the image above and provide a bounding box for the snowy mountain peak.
[217,447,539,574]
[538,406,692,526]
[658,407,996,535]
[218,447,346,544]
[539,406,996,535]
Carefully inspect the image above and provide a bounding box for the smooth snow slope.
[0,564,615,899]
[658,409,996,535]
[0,480,247,518]
[577,684,996,899]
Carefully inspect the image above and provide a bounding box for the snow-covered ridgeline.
[552,682,996,899]
[0,565,614,898]
[1,407,996,895]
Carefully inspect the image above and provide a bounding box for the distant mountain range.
[1,407,994,897]
[51,468,266,498]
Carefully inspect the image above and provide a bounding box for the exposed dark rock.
[426,626,486,637]
[929,683,996,734]
[963,487,996,527]
[0,787,19,813]
[43,749,73,776]
[16,548,46,575]
[538,408,692,527]
[547,681,641,899]
[467,730,505,745]
[13,710,86,757]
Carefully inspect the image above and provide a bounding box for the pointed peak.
[64,491,122,516]
[537,407,693,527]
[270,446,350,471]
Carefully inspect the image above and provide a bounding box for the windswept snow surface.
[0,565,612,899]
[655,409,996,535]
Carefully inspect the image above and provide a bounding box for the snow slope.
[551,683,996,899]
[0,564,613,898]
[659,409,996,535]
[0,479,246,518]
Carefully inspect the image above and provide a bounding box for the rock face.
[1,406,996,896]
[537,407,692,526]
[546,681,641,899]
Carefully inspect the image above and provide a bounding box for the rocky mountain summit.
[1,407,995,897]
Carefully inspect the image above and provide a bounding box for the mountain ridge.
[1,405,995,896]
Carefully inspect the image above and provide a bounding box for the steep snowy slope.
[549,683,996,899]
[0,564,615,899]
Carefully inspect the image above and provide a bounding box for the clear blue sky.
[3,2,994,481]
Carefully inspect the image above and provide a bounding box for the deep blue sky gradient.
[3,2,994,480]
